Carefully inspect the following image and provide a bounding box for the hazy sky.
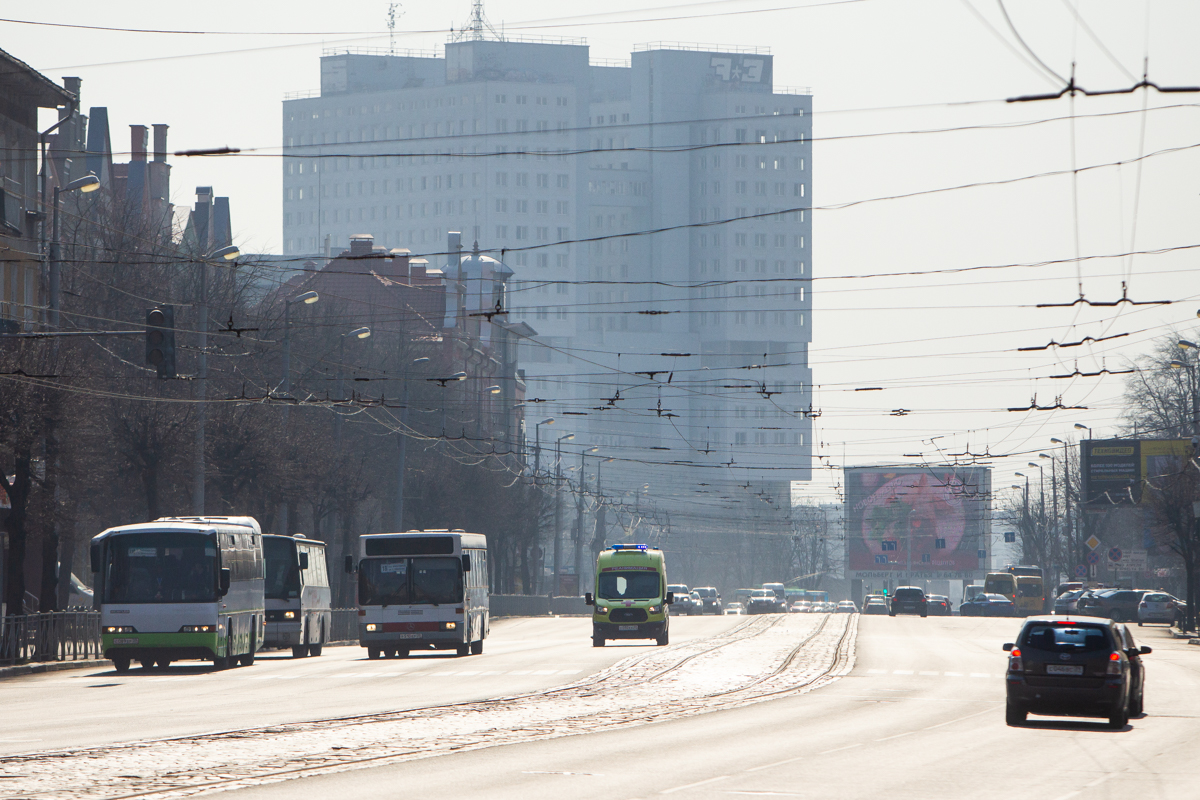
[17,1,1200,510]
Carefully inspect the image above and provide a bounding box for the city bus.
[585,544,670,647]
[984,571,1018,604]
[1007,565,1045,615]
[349,530,489,659]
[91,516,265,672]
[263,533,331,657]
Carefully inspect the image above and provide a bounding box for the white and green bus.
[90,516,265,672]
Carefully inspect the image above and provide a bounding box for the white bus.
[263,534,332,658]
[348,530,488,659]
[91,516,265,672]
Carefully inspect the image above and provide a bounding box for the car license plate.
[1046,664,1084,675]
[618,625,638,631]
[113,638,138,645]
[394,633,422,639]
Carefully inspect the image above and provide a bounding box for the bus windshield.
[598,571,661,600]
[104,532,217,604]
[359,557,463,606]
[263,537,301,600]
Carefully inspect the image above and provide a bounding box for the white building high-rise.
[282,33,813,530]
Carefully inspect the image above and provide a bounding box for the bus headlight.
[648,604,663,615]
[283,611,296,619]
[365,624,378,632]
[442,622,457,630]
[105,626,137,634]
[180,625,214,633]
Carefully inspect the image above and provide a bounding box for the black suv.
[1076,589,1150,623]
[889,587,928,617]
[1004,616,1150,728]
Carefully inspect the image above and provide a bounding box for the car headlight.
[365,623,378,632]
[104,626,137,634]
[442,622,457,630]
[648,604,663,614]
[283,611,296,619]
[594,606,608,615]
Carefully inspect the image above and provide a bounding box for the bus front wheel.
[470,639,482,655]
[592,637,605,647]
[112,657,130,673]
[367,646,381,659]
[309,644,323,657]
[456,644,469,657]
[292,646,308,658]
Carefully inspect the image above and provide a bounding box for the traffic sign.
[1074,564,1087,577]
[1086,550,1102,565]
[1108,546,1123,563]
[1086,535,1102,550]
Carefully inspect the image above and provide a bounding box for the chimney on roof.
[349,234,374,256]
[63,76,81,98]
[152,124,168,162]
[131,125,148,161]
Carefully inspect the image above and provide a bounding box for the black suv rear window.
[894,589,924,599]
[1022,624,1111,653]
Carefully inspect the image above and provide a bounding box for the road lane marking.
[724,792,804,797]
[818,743,862,755]
[743,756,804,773]
[557,669,582,674]
[922,705,1001,730]
[661,775,731,794]
[970,673,991,678]
[874,731,914,742]
[531,670,557,675]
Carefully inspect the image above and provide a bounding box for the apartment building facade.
[282,35,813,509]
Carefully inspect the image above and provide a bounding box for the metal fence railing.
[330,608,359,644]
[0,610,103,666]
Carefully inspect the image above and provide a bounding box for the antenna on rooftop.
[387,3,401,55]
[453,0,501,42]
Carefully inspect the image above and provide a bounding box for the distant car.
[762,583,789,613]
[724,602,745,615]
[1004,616,1150,728]
[1138,592,1183,626]
[836,601,858,614]
[692,586,722,615]
[688,591,705,615]
[1053,589,1086,616]
[926,595,951,616]
[889,587,928,617]
[960,592,1017,617]
[746,589,780,615]
[863,598,889,615]
[669,585,698,616]
[1077,589,1150,623]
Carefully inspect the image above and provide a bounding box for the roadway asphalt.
[226,615,1200,800]
[0,614,742,755]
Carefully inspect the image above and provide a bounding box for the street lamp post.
[278,290,318,533]
[394,357,431,531]
[334,327,372,448]
[1172,339,1199,438]
[574,447,598,583]
[533,418,554,479]
[49,174,99,330]
[192,244,240,515]
[551,432,574,597]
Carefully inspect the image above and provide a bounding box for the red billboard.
[844,467,991,579]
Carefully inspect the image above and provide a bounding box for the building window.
[537,174,549,188]
[496,172,508,187]
[735,259,747,273]
[496,225,508,239]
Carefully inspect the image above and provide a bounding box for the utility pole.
[193,245,239,515]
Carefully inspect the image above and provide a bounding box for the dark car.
[926,595,952,616]
[692,586,722,615]
[1076,589,1150,623]
[960,593,1017,617]
[889,586,928,617]
[1004,616,1150,728]
[1053,589,1086,616]
[746,589,780,614]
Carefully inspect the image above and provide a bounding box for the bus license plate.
[113,638,138,644]
[1046,664,1083,675]
[394,633,422,639]
[618,625,638,631]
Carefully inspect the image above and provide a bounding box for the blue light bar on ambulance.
[611,544,649,551]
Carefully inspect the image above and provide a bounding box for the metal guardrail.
[330,608,359,643]
[0,610,102,666]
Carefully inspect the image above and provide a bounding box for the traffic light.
[145,306,176,379]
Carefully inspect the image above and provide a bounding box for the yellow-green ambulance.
[584,544,672,647]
